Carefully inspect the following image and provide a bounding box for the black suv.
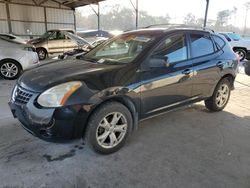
[9,28,238,154]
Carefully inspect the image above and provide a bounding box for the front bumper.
[8,87,87,141]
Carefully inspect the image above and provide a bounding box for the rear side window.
[212,35,226,49]
[190,33,215,58]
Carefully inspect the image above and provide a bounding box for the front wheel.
[0,60,22,80]
[86,102,133,154]
[205,78,231,112]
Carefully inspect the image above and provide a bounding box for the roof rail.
[145,23,215,33]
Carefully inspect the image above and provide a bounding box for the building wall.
[0,1,75,38]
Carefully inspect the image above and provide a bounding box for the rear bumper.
[9,98,87,142]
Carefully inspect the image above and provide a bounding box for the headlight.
[24,47,36,52]
[37,81,82,107]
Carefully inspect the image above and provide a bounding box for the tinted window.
[190,34,214,58]
[212,35,226,49]
[152,34,187,63]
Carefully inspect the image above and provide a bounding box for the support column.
[129,0,139,29]
[203,0,209,28]
[44,7,48,32]
[5,2,12,33]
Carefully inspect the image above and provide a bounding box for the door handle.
[182,69,192,75]
[216,61,224,68]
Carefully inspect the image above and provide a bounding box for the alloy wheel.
[96,112,128,149]
[38,50,46,60]
[215,84,230,108]
[0,62,18,78]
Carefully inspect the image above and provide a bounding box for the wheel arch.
[0,58,23,71]
[82,95,139,138]
[232,47,247,52]
[221,73,235,89]
[36,47,48,55]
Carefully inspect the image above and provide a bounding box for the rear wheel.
[205,78,231,111]
[86,102,133,154]
[234,49,246,61]
[0,60,22,80]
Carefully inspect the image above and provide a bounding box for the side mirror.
[148,55,170,68]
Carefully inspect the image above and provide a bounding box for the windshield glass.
[84,34,155,64]
[228,33,241,41]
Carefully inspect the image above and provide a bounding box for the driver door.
[140,33,194,117]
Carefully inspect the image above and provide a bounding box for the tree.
[76,4,171,31]
[216,10,233,28]
[244,2,250,34]
[183,13,196,26]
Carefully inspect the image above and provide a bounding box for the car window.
[190,33,215,58]
[151,34,187,64]
[48,31,65,40]
[212,35,226,49]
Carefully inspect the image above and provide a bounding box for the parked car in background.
[28,29,77,60]
[9,28,238,154]
[58,37,108,60]
[219,32,250,61]
[77,30,113,42]
[0,34,28,44]
[0,37,39,80]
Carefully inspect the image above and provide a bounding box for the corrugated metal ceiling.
[34,0,105,8]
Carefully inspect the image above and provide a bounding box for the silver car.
[0,37,39,80]
[28,29,78,60]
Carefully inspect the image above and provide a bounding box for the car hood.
[28,37,45,44]
[18,59,122,92]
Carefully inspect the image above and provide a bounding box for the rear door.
[140,32,194,117]
[63,35,78,52]
[47,31,65,53]
[188,31,223,98]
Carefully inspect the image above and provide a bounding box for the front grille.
[13,86,33,105]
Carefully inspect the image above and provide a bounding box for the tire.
[234,49,246,61]
[37,48,47,60]
[86,102,133,154]
[205,78,231,112]
[0,60,22,80]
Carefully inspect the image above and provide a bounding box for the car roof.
[47,29,74,32]
[123,27,212,36]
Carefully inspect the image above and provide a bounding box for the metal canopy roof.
[44,0,105,8]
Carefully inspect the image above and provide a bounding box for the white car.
[219,32,250,61]
[0,33,28,44]
[0,37,39,80]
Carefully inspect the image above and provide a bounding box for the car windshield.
[228,33,241,41]
[84,33,155,64]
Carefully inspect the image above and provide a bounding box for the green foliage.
[76,4,170,30]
